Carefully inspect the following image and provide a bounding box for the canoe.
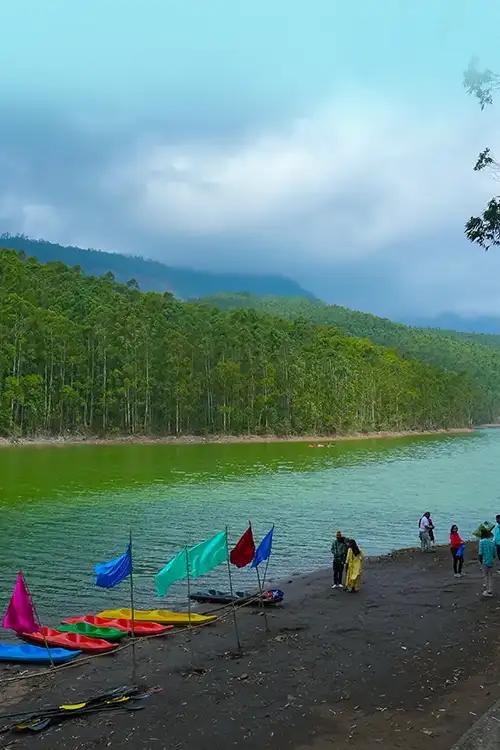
[21,627,117,654]
[96,608,217,626]
[61,615,173,636]
[190,588,284,606]
[0,643,82,664]
[57,622,128,642]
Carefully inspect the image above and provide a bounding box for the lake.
[0,430,498,625]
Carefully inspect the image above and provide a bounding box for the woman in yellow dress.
[345,539,363,592]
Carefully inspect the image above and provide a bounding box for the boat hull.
[96,608,217,626]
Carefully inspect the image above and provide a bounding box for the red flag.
[230,526,255,568]
[2,572,38,634]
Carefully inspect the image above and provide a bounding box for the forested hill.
[0,234,314,300]
[198,293,500,422]
[0,250,478,437]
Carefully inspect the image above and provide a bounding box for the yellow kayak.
[95,608,217,626]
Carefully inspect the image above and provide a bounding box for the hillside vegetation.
[0,234,313,300]
[0,251,477,437]
[199,294,500,423]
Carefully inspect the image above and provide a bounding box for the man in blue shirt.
[494,514,500,573]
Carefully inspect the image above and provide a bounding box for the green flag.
[155,531,227,596]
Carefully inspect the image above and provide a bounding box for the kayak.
[21,627,117,654]
[57,622,127,642]
[96,608,217,626]
[61,615,173,636]
[190,588,284,606]
[0,643,82,664]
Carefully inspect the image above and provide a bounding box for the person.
[344,539,363,592]
[450,524,464,577]
[494,514,500,573]
[428,514,436,545]
[331,531,348,589]
[478,527,496,598]
[419,512,432,552]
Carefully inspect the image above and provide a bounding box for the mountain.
[0,250,476,436]
[197,293,500,422]
[0,234,315,300]
[405,313,500,337]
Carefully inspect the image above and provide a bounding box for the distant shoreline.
[0,427,475,449]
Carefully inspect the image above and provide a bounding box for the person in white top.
[419,512,432,552]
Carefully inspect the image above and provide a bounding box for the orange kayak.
[21,626,117,654]
[62,615,173,636]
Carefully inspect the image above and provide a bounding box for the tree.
[464,58,500,248]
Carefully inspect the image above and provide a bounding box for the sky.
[1,0,500,320]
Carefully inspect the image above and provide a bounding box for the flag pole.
[225,527,242,653]
[21,571,54,669]
[185,547,192,628]
[261,524,275,589]
[249,521,270,633]
[129,530,137,680]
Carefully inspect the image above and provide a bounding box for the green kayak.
[57,622,127,642]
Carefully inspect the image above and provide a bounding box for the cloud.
[2,96,500,320]
[107,97,495,265]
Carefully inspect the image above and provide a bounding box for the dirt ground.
[1,543,500,750]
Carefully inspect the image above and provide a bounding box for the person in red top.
[450,524,464,577]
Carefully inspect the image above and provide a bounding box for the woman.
[450,524,464,577]
[344,539,363,592]
[479,527,496,598]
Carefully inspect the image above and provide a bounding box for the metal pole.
[185,547,192,627]
[129,531,136,639]
[249,521,269,632]
[129,531,137,680]
[255,565,270,633]
[21,571,54,668]
[261,525,275,589]
[225,527,242,653]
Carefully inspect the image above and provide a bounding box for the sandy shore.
[1,543,500,749]
[0,427,475,449]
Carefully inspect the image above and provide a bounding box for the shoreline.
[0,426,475,449]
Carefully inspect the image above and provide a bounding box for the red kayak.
[62,615,172,637]
[21,626,117,654]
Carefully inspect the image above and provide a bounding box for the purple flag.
[2,572,38,633]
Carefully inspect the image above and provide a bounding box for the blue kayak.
[0,643,82,664]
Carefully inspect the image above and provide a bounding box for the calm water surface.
[0,430,498,624]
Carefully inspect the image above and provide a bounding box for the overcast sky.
[1,0,500,319]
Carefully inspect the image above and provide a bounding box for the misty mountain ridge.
[0,234,315,301]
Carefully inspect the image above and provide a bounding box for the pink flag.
[2,572,38,633]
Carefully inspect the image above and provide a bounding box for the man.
[494,514,500,573]
[419,512,432,552]
[331,531,348,589]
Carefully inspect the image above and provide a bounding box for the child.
[478,527,496,598]
[450,524,464,577]
[344,539,363,593]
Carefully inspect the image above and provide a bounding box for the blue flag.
[95,544,132,588]
[251,526,274,568]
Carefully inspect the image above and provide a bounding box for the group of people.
[331,514,500,598]
[330,532,363,592]
[420,511,500,599]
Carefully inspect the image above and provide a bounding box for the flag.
[95,544,132,588]
[251,526,274,568]
[230,526,255,568]
[156,531,227,596]
[2,572,38,633]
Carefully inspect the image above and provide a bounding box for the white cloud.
[107,97,495,265]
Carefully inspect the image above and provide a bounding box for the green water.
[0,430,497,625]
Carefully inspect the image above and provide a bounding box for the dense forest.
[0,250,478,437]
[0,234,312,300]
[199,294,500,422]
